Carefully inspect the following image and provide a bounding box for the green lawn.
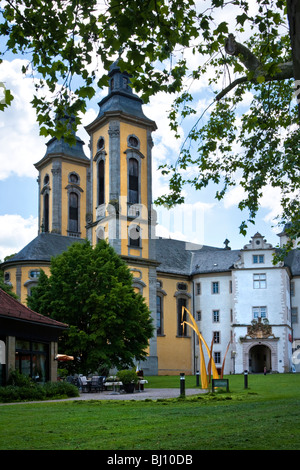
[1,374,300,450]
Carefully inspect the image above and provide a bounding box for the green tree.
[27,240,154,374]
[1,0,299,248]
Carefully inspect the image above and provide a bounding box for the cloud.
[0,59,48,180]
[154,200,215,244]
[0,214,38,261]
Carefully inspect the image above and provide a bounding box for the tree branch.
[216,34,294,100]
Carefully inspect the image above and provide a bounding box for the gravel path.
[0,388,206,405]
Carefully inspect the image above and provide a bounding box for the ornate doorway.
[249,344,271,373]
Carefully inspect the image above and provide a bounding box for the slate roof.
[2,233,85,266]
[0,288,67,329]
[86,61,157,131]
[43,135,89,161]
[284,249,300,276]
[191,248,241,275]
[155,237,238,276]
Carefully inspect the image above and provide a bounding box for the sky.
[0,3,286,261]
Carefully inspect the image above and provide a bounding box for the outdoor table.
[137,379,148,392]
[105,381,123,394]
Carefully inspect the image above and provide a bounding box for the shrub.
[0,380,79,403]
[117,369,139,385]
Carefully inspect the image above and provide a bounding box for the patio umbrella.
[55,354,74,361]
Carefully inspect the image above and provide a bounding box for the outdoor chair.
[98,376,106,391]
[90,376,101,392]
[78,376,89,393]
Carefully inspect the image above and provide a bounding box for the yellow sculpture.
[181,306,219,389]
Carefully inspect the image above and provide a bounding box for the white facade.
[191,232,299,375]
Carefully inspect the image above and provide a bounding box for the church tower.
[34,117,90,238]
[85,62,159,374]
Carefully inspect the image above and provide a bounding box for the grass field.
[0,373,300,450]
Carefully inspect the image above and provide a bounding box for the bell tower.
[85,62,159,374]
[34,117,90,238]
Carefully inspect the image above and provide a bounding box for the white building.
[189,231,300,374]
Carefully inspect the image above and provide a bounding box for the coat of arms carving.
[247,318,275,339]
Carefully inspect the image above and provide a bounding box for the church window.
[43,174,49,185]
[123,77,129,89]
[98,159,105,206]
[128,135,139,148]
[177,297,187,336]
[177,282,187,291]
[128,158,139,204]
[43,193,49,232]
[196,282,201,295]
[69,192,79,233]
[29,270,40,279]
[97,137,105,150]
[69,172,79,184]
[157,295,164,335]
[4,272,10,282]
[129,224,140,247]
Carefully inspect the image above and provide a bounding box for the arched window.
[157,295,164,335]
[69,192,79,233]
[177,297,187,337]
[98,159,105,206]
[43,193,49,232]
[128,158,139,204]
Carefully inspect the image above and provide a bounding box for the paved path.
[0,388,206,405]
[75,387,205,401]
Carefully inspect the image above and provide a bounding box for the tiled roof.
[2,233,85,265]
[0,288,68,328]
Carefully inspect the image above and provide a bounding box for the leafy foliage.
[0,0,299,248]
[27,240,154,374]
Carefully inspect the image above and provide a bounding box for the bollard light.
[244,370,248,389]
[180,372,185,397]
[196,370,200,387]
